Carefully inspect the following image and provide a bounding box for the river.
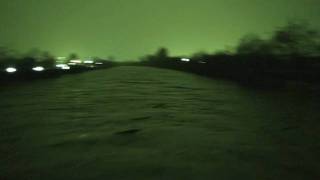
[1,66,319,180]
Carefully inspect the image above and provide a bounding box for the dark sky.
[0,0,319,60]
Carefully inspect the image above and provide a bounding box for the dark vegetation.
[139,22,320,87]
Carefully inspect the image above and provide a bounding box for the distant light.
[199,61,207,64]
[32,66,45,72]
[56,64,70,70]
[84,60,94,64]
[95,62,103,65]
[181,58,190,62]
[56,64,66,68]
[5,67,17,73]
[68,62,77,66]
[70,60,82,64]
[62,66,70,70]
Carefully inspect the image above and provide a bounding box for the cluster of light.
[181,58,191,62]
[62,66,71,70]
[32,66,45,72]
[56,64,66,68]
[56,64,70,70]
[5,67,17,73]
[68,62,77,66]
[70,60,82,64]
[84,60,94,64]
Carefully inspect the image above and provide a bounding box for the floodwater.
[1,66,319,180]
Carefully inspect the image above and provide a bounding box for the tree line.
[140,22,320,86]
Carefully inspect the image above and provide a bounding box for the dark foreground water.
[1,66,320,180]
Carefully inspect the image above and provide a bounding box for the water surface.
[1,66,319,180]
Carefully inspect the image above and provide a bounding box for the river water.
[1,66,319,180]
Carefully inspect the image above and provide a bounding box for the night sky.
[0,0,319,60]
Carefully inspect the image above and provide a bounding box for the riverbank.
[0,64,118,84]
[136,55,320,89]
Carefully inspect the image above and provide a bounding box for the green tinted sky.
[0,0,319,60]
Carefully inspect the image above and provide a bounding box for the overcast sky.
[0,0,319,60]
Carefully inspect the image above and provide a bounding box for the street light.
[32,66,45,72]
[5,67,17,73]
[181,58,190,62]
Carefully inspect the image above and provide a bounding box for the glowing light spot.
[70,60,82,64]
[32,66,45,72]
[95,62,103,65]
[68,62,77,66]
[199,61,207,64]
[5,67,17,73]
[181,58,190,62]
[62,66,70,70]
[84,60,94,64]
[56,64,67,68]
[56,64,70,70]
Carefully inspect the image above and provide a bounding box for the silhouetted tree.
[271,21,320,56]
[236,22,320,57]
[140,47,170,64]
[25,48,42,60]
[68,53,79,60]
[236,34,272,55]
[17,57,36,71]
[155,47,169,60]
[39,51,55,68]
